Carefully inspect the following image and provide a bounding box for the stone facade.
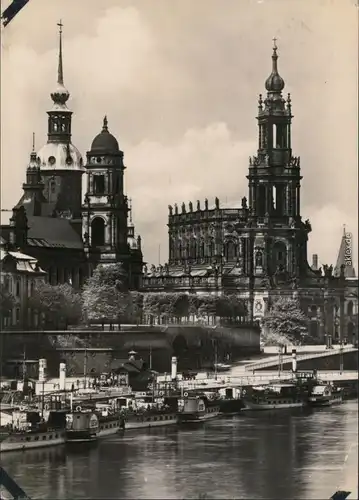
[0,24,143,292]
[0,237,46,328]
[143,42,357,344]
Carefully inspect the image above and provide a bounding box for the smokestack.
[312,254,318,270]
[59,362,66,391]
[291,349,297,374]
[171,356,178,380]
[38,359,47,383]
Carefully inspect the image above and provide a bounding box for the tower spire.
[50,21,69,106]
[32,132,35,152]
[265,37,285,93]
[57,20,64,85]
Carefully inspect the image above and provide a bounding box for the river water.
[1,401,357,500]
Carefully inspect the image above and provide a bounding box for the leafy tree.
[261,297,309,345]
[29,282,83,328]
[82,263,130,323]
[129,291,144,324]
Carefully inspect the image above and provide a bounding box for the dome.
[90,116,119,153]
[265,73,285,92]
[37,142,84,172]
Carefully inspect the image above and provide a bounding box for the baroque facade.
[143,42,357,344]
[0,24,143,291]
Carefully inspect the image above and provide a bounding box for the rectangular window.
[93,175,105,195]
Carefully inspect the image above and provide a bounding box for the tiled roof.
[26,216,84,250]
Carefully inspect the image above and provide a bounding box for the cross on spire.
[272,37,278,50]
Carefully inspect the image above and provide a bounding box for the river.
[1,401,357,499]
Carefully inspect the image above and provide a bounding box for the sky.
[1,0,358,269]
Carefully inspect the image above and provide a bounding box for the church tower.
[246,40,311,281]
[36,22,85,228]
[82,116,130,269]
[15,134,47,216]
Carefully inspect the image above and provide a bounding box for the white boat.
[123,410,178,429]
[177,395,221,423]
[243,383,306,410]
[308,384,343,407]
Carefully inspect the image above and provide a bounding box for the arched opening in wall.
[257,185,266,216]
[347,301,353,316]
[309,320,319,339]
[91,217,105,247]
[272,241,287,272]
[275,185,285,215]
[225,241,236,261]
[310,305,318,317]
[93,175,105,195]
[273,124,277,148]
[347,322,355,343]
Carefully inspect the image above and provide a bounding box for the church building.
[0,23,143,291]
[142,41,357,344]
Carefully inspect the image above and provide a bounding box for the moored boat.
[0,409,67,453]
[308,383,343,407]
[218,387,245,414]
[177,394,221,423]
[119,395,179,430]
[65,411,99,442]
[242,383,306,411]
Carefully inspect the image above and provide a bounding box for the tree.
[29,282,83,328]
[82,263,131,323]
[261,297,309,345]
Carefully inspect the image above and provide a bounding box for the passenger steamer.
[242,383,306,410]
[308,384,343,407]
[0,409,67,453]
[177,395,221,423]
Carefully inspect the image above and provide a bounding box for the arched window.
[91,217,105,247]
[255,250,263,268]
[272,241,287,271]
[226,241,236,261]
[347,301,353,316]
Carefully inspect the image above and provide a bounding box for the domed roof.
[37,142,84,172]
[90,116,119,153]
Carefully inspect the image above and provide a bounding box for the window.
[93,175,105,195]
[347,301,353,316]
[91,217,105,247]
[16,280,20,297]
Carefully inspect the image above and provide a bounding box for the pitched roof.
[26,216,84,250]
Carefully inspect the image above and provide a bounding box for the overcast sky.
[1,0,358,269]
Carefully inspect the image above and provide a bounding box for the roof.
[90,118,120,154]
[26,216,84,250]
[0,248,46,274]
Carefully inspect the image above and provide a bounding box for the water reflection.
[1,402,357,499]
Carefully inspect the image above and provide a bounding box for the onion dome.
[265,39,285,93]
[90,116,120,153]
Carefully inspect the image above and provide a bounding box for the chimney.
[59,362,66,391]
[171,356,178,381]
[38,358,47,383]
[291,349,297,374]
[312,254,318,270]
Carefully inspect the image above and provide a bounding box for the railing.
[158,370,358,390]
[245,346,358,371]
[0,466,31,499]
